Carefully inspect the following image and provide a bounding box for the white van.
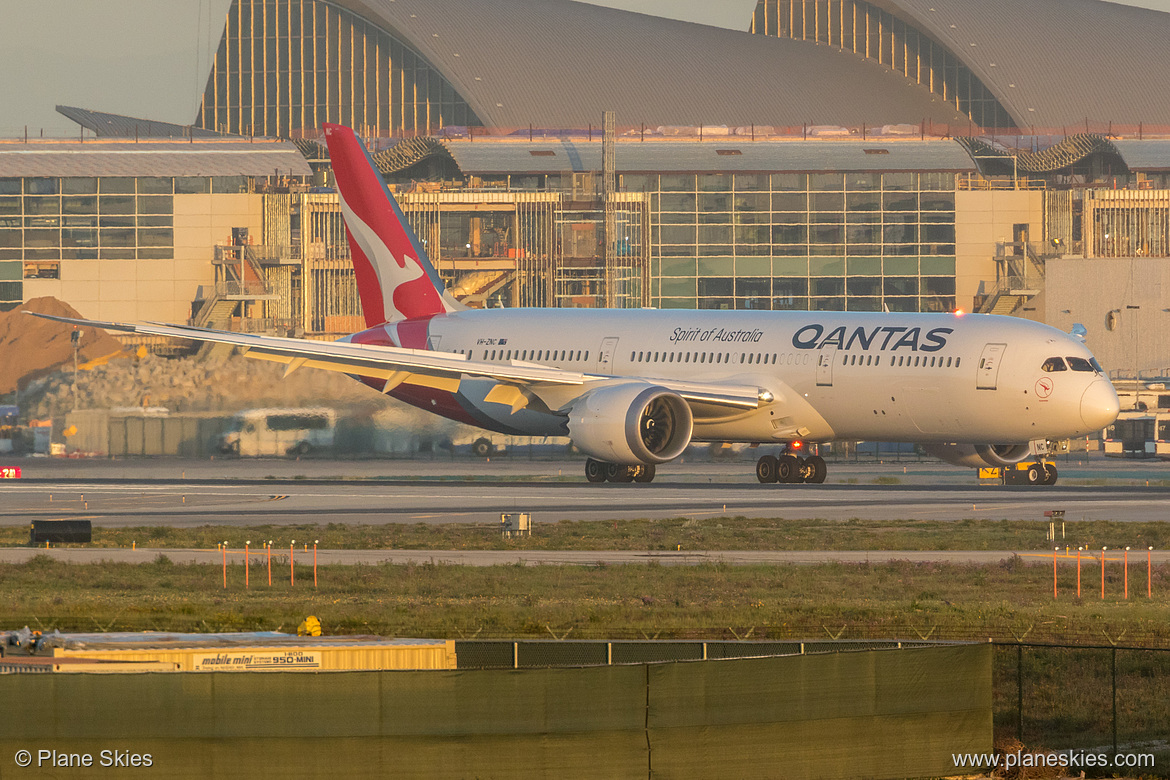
[220,408,336,457]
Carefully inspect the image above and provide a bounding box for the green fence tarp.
[0,645,991,779]
[647,645,992,779]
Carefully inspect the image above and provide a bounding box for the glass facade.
[198,0,480,137]
[0,176,225,310]
[750,0,1015,130]
[626,171,957,312]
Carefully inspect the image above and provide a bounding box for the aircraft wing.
[27,313,763,410]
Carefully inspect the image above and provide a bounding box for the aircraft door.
[816,345,837,387]
[976,343,1007,390]
[597,336,620,373]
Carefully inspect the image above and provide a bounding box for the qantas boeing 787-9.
[32,123,1120,485]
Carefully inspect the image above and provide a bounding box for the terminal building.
[7,0,1170,376]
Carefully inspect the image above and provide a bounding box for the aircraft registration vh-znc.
[31,123,1120,486]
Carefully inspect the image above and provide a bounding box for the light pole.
[71,328,81,411]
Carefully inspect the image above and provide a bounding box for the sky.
[2,0,1168,137]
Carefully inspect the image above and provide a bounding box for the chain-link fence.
[994,642,1170,759]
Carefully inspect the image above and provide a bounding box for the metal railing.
[214,244,302,265]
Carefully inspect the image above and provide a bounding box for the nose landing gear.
[756,442,827,484]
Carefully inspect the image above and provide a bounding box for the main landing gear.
[584,459,656,484]
[756,443,827,484]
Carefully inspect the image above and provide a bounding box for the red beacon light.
[790,440,805,451]
[953,308,966,317]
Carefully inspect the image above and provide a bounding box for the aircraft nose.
[1080,378,1120,430]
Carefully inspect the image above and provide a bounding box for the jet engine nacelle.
[567,383,693,465]
[921,442,1033,468]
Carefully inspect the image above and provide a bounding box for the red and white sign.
[0,467,21,479]
[1035,377,1054,400]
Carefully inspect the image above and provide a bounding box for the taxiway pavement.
[1,456,1168,527]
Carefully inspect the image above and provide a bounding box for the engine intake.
[922,442,1033,468]
[567,384,693,465]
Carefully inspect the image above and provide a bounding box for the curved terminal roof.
[438,139,977,175]
[0,141,311,178]
[57,106,224,139]
[333,0,968,129]
[876,0,1170,128]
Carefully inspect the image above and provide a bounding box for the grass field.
[3,553,1168,645]
[4,516,1170,552]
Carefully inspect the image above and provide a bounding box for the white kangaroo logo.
[338,193,428,323]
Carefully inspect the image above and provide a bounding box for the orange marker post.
[222,543,228,589]
[245,541,251,590]
[313,540,319,589]
[267,542,272,587]
[1149,548,1154,598]
[290,540,295,587]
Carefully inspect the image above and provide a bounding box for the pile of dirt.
[0,298,125,396]
[17,350,419,421]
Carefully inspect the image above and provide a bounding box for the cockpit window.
[1066,356,1094,372]
[1041,357,1068,372]
[1090,357,1104,373]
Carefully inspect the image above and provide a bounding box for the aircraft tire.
[295,441,311,456]
[633,464,656,483]
[806,456,828,484]
[1042,463,1058,486]
[585,458,607,483]
[606,463,634,483]
[472,438,493,458]
[756,455,779,483]
[1025,464,1042,484]
[777,455,801,484]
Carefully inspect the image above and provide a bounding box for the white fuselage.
[369,308,1118,446]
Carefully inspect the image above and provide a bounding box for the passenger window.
[946,356,953,367]
[841,354,848,366]
[1042,357,1068,372]
[1066,356,1094,372]
[955,357,961,368]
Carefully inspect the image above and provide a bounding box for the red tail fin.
[323,123,462,326]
